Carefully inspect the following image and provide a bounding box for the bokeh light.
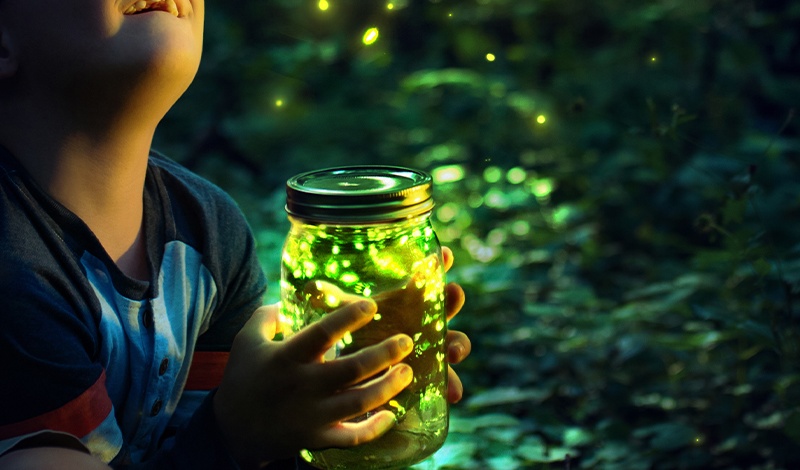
[532,179,554,198]
[318,0,329,11]
[483,166,503,184]
[486,53,496,62]
[511,220,531,236]
[432,164,466,184]
[363,27,380,46]
[506,167,527,185]
[436,202,460,224]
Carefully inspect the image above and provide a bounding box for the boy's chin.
[104,38,202,103]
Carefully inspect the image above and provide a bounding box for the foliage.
[156,0,800,468]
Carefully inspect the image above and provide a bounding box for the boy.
[0,0,471,468]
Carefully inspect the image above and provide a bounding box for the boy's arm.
[0,447,112,470]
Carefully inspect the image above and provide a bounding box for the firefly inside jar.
[280,166,448,470]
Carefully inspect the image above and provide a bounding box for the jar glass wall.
[280,167,449,469]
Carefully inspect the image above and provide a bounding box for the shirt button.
[159,358,169,376]
[143,304,154,329]
[150,399,163,417]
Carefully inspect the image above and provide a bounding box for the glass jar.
[280,166,448,470]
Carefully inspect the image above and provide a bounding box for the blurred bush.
[156,0,800,467]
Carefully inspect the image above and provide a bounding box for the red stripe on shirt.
[0,370,112,440]
[185,351,229,390]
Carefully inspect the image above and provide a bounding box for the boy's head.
[0,0,204,123]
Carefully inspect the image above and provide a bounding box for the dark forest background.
[154,0,800,467]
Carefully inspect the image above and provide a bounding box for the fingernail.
[357,300,376,315]
[397,364,413,379]
[398,336,413,352]
[448,344,465,363]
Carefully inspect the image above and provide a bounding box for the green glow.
[363,27,380,46]
[325,294,339,308]
[537,114,547,124]
[436,202,458,223]
[281,214,448,467]
[300,449,313,462]
[324,259,339,277]
[487,228,507,246]
[486,53,496,62]
[467,193,484,209]
[507,167,527,185]
[511,220,531,236]
[388,399,406,418]
[485,188,508,209]
[552,205,574,227]
[431,164,465,184]
[318,0,329,11]
[302,260,317,277]
[484,166,503,183]
[340,272,359,284]
[532,178,554,198]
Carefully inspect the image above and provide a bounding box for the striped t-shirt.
[0,147,267,468]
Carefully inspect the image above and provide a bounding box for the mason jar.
[280,166,448,470]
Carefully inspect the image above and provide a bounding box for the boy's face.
[0,0,205,107]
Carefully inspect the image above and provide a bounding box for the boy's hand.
[299,246,470,404]
[441,246,471,403]
[214,300,414,469]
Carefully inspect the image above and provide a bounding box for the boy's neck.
[4,115,156,280]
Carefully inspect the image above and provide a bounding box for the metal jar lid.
[285,166,434,223]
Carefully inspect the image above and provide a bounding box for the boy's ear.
[0,27,18,79]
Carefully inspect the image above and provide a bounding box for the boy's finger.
[302,280,365,312]
[315,334,413,390]
[442,246,454,272]
[285,300,376,363]
[446,365,464,403]
[444,282,466,321]
[318,363,413,423]
[241,303,284,342]
[445,330,471,364]
[309,410,397,450]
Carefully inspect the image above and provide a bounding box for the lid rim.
[285,165,433,222]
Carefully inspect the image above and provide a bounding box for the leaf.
[524,303,565,317]
[482,427,525,445]
[784,410,800,444]
[466,387,551,409]
[737,320,776,347]
[517,436,577,463]
[449,413,521,434]
[753,258,773,277]
[722,197,747,225]
[415,441,479,470]
[486,455,523,470]
[634,423,696,451]
[563,427,594,447]
[402,68,485,92]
